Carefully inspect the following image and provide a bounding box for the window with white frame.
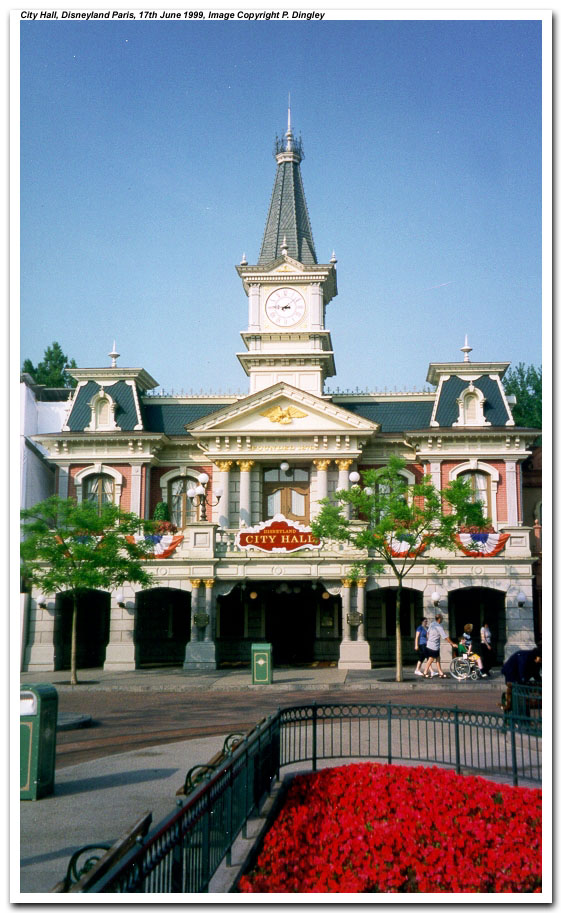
[85,474,115,513]
[459,470,492,520]
[169,477,199,527]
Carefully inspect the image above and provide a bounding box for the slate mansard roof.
[433,375,511,427]
[64,375,514,437]
[338,399,435,432]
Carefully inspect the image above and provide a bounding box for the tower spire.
[258,106,316,265]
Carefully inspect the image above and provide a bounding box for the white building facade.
[22,117,538,674]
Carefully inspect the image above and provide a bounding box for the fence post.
[226,765,233,867]
[201,786,211,891]
[312,703,317,772]
[510,712,519,787]
[387,703,392,765]
[454,706,461,775]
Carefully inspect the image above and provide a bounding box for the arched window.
[169,477,198,528]
[459,471,492,520]
[74,464,123,510]
[84,474,115,513]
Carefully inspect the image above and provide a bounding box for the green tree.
[310,457,487,682]
[503,363,542,430]
[22,342,78,388]
[21,497,155,685]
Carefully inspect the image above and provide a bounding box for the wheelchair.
[449,653,482,681]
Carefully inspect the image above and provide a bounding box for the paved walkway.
[18,665,505,897]
[21,663,503,693]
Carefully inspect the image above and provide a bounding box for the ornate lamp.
[187,472,223,522]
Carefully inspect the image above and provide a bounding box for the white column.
[58,466,69,498]
[215,461,233,528]
[336,459,353,519]
[429,461,441,490]
[310,283,323,329]
[130,465,142,516]
[190,580,201,641]
[356,578,367,642]
[313,459,331,510]
[248,284,260,330]
[237,461,254,527]
[144,465,151,519]
[505,460,519,526]
[203,579,214,643]
[341,578,352,642]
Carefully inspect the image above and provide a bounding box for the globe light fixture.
[517,592,526,607]
[280,461,290,472]
[187,473,222,521]
[431,592,441,607]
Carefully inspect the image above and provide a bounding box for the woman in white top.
[480,621,493,673]
[424,614,457,678]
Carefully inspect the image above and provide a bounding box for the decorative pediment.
[185,383,379,437]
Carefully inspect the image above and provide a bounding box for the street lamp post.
[187,473,223,522]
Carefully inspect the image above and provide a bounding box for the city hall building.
[22,116,539,673]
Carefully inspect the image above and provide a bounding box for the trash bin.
[251,643,272,684]
[20,684,58,800]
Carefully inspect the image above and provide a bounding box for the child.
[459,624,487,677]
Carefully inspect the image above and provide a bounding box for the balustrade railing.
[82,699,541,894]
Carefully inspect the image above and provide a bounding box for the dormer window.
[86,387,119,432]
[454,383,490,427]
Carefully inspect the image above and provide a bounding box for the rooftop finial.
[286,93,293,152]
[460,334,472,363]
[108,340,120,368]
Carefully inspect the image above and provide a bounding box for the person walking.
[414,618,429,676]
[479,621,493,674]
[424,614,457,678]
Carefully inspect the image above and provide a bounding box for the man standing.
[424,614,457,678]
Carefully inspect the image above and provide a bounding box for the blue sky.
[19,17,543,395]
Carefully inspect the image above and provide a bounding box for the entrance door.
[135,588,191,666]
[448,587,506,665]
[265,585,317,665]
[54,590,110,670]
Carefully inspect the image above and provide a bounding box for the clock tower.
[237,109,338,396]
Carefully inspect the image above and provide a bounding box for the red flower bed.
[239,764,541,894]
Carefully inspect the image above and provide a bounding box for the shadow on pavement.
[52,767,180,797]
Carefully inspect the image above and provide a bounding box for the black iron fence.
[85,699,541,894]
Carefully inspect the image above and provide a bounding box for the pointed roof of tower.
[258,106,317,266]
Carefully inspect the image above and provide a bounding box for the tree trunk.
[70,592,78,686]
[395,581,403,682]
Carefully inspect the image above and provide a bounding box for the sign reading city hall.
[235,515,321,553]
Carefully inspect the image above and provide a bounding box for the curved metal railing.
[82,700,540,894]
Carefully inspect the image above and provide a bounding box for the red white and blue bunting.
[455,531,509,557]
[128,533,184,559]
[385,534,427,558]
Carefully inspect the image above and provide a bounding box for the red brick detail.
[67,464,132,511]
[148,465,217,520]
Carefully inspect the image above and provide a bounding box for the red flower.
[239,764,541,894]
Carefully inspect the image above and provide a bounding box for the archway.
[54,590,110,670]
[135,588,191,666]
[366,587,423,665]
[448,587,506,667]
[216,582,340,666]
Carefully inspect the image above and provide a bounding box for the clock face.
[265,288,306,327]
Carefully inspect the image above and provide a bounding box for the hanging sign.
[236,514,321,553]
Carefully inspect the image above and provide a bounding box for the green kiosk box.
[251,643,273,684]
[20,684,58,800]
